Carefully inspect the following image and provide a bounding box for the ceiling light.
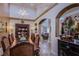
[18,8,29,16]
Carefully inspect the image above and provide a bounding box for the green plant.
[67,16,74,29]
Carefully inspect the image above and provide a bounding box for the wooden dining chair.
[8,33,15,46]
[1,36,10,56]
[31,33,35,43]
[10,42,34,56]
[34,34,40,56]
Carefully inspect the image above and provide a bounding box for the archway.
[39,18,51,56]
[56,3,79,36]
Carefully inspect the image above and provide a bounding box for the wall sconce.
[21,20,24,24]
[35,23,37,33]
[35,23,37,26]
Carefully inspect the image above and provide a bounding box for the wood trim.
[39,18,46,25]
[56,3,79,19]
[9,16,35,21]
[0,16,34,21]
[56,3,79,37]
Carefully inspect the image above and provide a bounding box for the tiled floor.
[0,48,3,56]
[39,40,51,56]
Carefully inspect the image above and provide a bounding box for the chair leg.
[34,49,40,56]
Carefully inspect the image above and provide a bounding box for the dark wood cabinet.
[58,40,79,56]
[15,24,29,41]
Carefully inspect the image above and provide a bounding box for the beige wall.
[9,19,34,36]
[0,17,10,47]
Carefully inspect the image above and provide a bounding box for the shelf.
[15,24,29,41]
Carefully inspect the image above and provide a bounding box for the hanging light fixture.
[18,8,29,16]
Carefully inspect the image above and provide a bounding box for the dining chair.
[10,42,34,56]
[34,34,40,56]
[1,36,10,56]
[8,33,14,46]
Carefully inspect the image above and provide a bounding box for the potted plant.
[64,16,75,35]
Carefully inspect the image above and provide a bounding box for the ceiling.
[0,3,55,20]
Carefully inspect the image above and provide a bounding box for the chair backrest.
[8,34,14,46]
[31,33,35,43]
[1,39,6,52]
[1,36,10,53]
[35,34,40,48]
[10,42,34,56]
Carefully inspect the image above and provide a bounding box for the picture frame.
[0,21,4,33]
[0,21,7,33]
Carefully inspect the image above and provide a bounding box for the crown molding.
[34,3,58,22]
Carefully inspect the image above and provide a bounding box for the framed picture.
[0,21,7,33]
[0,21,4,33]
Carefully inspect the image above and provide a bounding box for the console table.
[58,39,79,56]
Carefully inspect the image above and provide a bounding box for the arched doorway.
[39,18,51,56]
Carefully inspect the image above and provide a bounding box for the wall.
[0,17,10,47]
[34,3,72,55]
[9,19,34,36]
[0,17,10,55]
[0,4,9,17]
